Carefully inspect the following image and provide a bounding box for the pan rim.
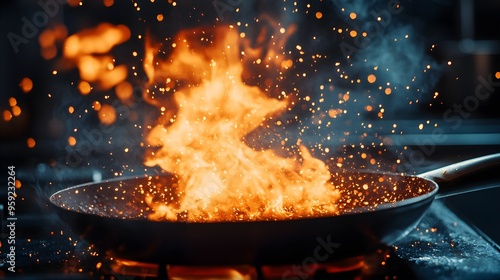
[49,171,439,224]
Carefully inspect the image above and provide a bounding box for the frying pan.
[49,153,500,265]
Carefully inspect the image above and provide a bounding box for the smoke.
[330,0,381,21]
[330,0,441,111]
[349,24,441,113]
[280,0,444,171]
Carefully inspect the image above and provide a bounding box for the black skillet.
[49,153,500,265]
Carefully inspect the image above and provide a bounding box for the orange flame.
[144,27,339,222]
[63,23,130,91]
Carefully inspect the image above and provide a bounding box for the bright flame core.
[144,27,339,222]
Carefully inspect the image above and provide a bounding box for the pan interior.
[49,170,437,222]
[330,170,437,214]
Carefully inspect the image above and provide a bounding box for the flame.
[143,27,339,222]
[60,22,131,126]
[63,23,130,91]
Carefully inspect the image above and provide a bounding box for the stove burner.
[102,256,367,280]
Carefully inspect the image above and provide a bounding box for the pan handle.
[418,153,500,183]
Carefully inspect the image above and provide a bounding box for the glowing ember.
[143,27,339,222]
[19,77,33,93]
[27,137,36,148]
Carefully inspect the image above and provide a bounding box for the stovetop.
[3,196,500,279]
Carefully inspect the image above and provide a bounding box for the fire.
[143,27,339,222]
[60,23,131,126]
[63,23,130,91]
